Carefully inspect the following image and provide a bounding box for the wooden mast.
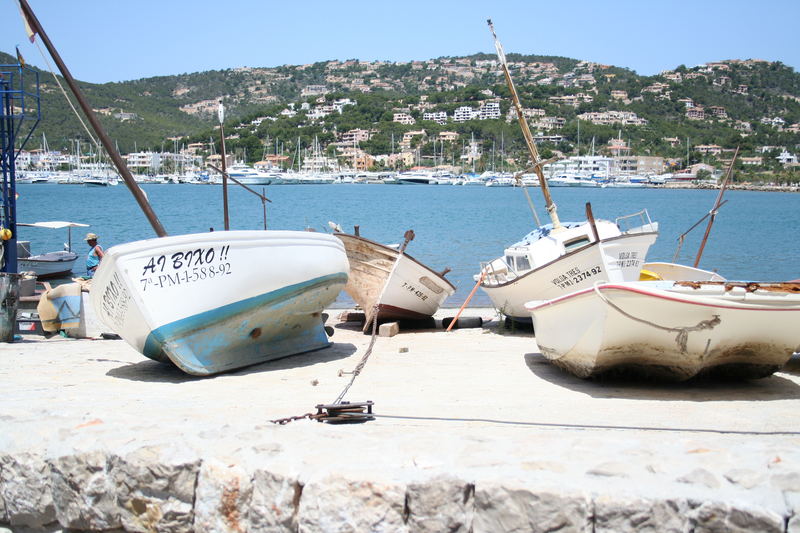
[488,19,562,231]
[693,146,739,268]
[217,104,230,230]
[17,0,168,237]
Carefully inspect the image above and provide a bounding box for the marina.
[2,2,800,531]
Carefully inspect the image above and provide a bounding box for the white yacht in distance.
[223,162,274,185]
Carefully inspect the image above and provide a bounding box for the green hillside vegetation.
[2,50,799,181]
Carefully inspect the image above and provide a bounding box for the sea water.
[13,183,800,307]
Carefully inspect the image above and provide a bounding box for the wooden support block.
[378,322,400,337]
[338,311,366,323]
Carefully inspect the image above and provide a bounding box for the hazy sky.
[2,0,798,84]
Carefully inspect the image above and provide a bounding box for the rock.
[724,468,765,490]
[677,468,720,489]
[247,469,301,533]
[0,481,5,523]
[406,475,473,533]
[297,475,407,532]
[0,453,56,528]
[686,500,784,532]
[594,495,690,532]
[473,482,591,533]
[587,461,631,478]
[49,451,120,530]
[378,322,399,337]
[193,459,252,533]
[111,446,200,533]
[771,471,800,492]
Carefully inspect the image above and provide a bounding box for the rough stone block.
[297,475,407,532]
[248,469,301,533]
[473,482,591,533]
[406,475,473,533]
[0,480,6,524]
[193,459,252,533]
[594,495,690,532]
[378,322,400,337]
[111,446,200,533]
[686,499,784,532]
[49,451,120,530]
[0,453,56,528]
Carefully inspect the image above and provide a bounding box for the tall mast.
[17,0,167,237]
[487,19,561,230]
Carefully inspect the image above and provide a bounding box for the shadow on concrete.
[524,352,800,401]
[779,353,800,377]
[106,342,358,383]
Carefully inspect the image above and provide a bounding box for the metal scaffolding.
[1,62,40,274]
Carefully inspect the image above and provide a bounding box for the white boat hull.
[90,230,349,375]
[18,251,79,279]
[481,231,658,319]
[526,281,800,380]
[336,233,455,331]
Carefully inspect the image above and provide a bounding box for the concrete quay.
[1,307,800,532]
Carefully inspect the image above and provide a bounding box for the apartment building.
[422,111,448,124]
[393,112,416,125]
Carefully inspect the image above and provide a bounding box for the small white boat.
[479,23,658,322]
[91,230,349,376]
[17,221,90,279]
[525,280,800,380]
[335,229,455,332]
[478,211,658,320]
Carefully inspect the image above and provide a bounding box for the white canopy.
[18,221,90,229]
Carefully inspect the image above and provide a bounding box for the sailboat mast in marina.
[16,0,349,376]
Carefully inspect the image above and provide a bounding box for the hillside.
[2,50,799,175]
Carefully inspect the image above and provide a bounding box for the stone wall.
[1,447,797,532]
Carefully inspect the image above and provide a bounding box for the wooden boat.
[335,229,455,331]
[478,22,658,322]
[525,280,800,380]
[479,212,658,320]
[17,221,89,279]
[91,230,349,375]
[17,1,352,376]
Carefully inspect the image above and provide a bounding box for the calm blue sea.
[13,183,800,307]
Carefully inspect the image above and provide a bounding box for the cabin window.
[563,236,591,252]
[515,255,531,271]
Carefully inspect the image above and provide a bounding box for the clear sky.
[2,0,798,84]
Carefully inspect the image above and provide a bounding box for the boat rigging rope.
[33,40,102,153]
[592,282,721,354]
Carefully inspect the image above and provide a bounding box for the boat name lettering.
[551,266,602,289]
[141,246,231,276]
[400,282,429,301]
[616,251,641,268]
[139,263,233,291]
[101,272,131,327]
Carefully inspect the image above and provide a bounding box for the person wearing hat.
[85,233,105,277]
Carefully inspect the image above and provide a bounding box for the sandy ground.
[2,307,800,519]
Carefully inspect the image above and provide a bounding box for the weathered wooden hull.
[526,281,800,380]
[336,233,455,331]
[91,230,349,376]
